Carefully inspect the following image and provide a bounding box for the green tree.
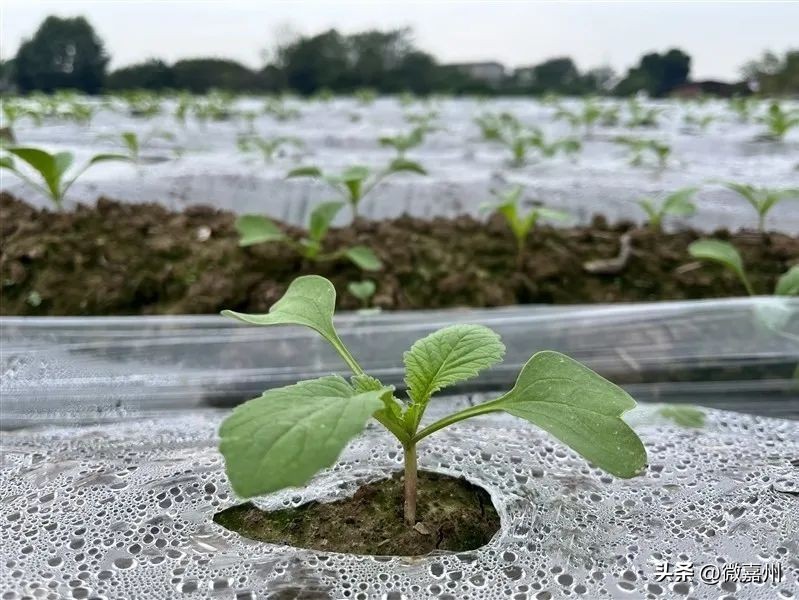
[614,48,691,97]
[106,59,174,91]
[14,16,108,94]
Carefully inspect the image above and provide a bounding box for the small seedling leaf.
[345,246,382,271]
[662,187,698,216]
[235,215,286,246]
[347,280,376,301]
[286,166,322,178]
[219,376,386,497]
[493,351,647,478]
[88,153,131,165]
[222,275,341,350]
[688,239,747,282]
[309,201,344,242]
[388,158,427,175]
[404,324,505,405]
[657,405,706,428]
[776,265,799,296]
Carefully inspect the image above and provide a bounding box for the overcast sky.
[2,1,797,80]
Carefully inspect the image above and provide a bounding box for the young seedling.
[478,113,580,167]
[625,99,661,128]
[484,186,571,265]
[682,112,715,133]
[235,203,381,271]
[759,102,799,141]
[0,147,129,210]
[721,182,799,232]
[614,136,670,169]
[554,99,618,136]
[729,96,755,123]
[636,187,699,230]
[237,135,302,163]
[263,98,301,122]
[378,127,427,160]
[688,239,799,296]
[347,279,377,308]
[286,160,426,219]
[112,130,177,164]
[354,88,377,106]
[218,275,648,525]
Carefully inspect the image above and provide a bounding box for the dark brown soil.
[213,471,500,556]
[2,193,797,315]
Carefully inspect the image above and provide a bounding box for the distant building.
[669,80,752,98]
[446,61,506,86]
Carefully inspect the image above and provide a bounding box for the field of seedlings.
[2,92,798,315]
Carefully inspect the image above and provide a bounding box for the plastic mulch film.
[2,297,797,428]
[1,402,797,599]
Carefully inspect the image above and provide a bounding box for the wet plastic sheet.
[5,97,799,233]
[2,297,797,428]
[0,403,797,599]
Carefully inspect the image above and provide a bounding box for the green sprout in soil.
[0,146,129,210]
[286,161,426,219]
[347,279,377,308]
[235,203,381,271]
[237,134,302,163]
[688,239,798,296]
[636,186,699,230]
[758,102,799,141]
[483,185,571,265]
[218,275,648,525]
[614,136,671,169]
[720,182,799,232]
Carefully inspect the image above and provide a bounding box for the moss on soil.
[2,193,797,315]
[213,471,500,556]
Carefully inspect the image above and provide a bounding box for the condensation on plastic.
[5,97,799,233]
[1,401,797,599]
[2,297,797,428]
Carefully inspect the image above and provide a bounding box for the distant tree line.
[3,15,798,97]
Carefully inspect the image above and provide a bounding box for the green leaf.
[661,187,698,217]
[637,198,658,221]
[122,132,138,155]
[286,166,322,178]
[337,165,370,183]
[388,158,427,175]
[688,239,751,294]
[88,153,131,165]
[535,207,572,223]
[404,324,505,405]
[235,215,286,246]
[219,375,385,497]
[0,155,14,170]
[347,279,376,301]
[657,405,705,428]
[222,275,339,344]
[492,351,647,478]
[308,202,344,242]
[345,246,382,271]
[776,265,799,296]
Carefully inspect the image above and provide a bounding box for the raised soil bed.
[2,193,797,316]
